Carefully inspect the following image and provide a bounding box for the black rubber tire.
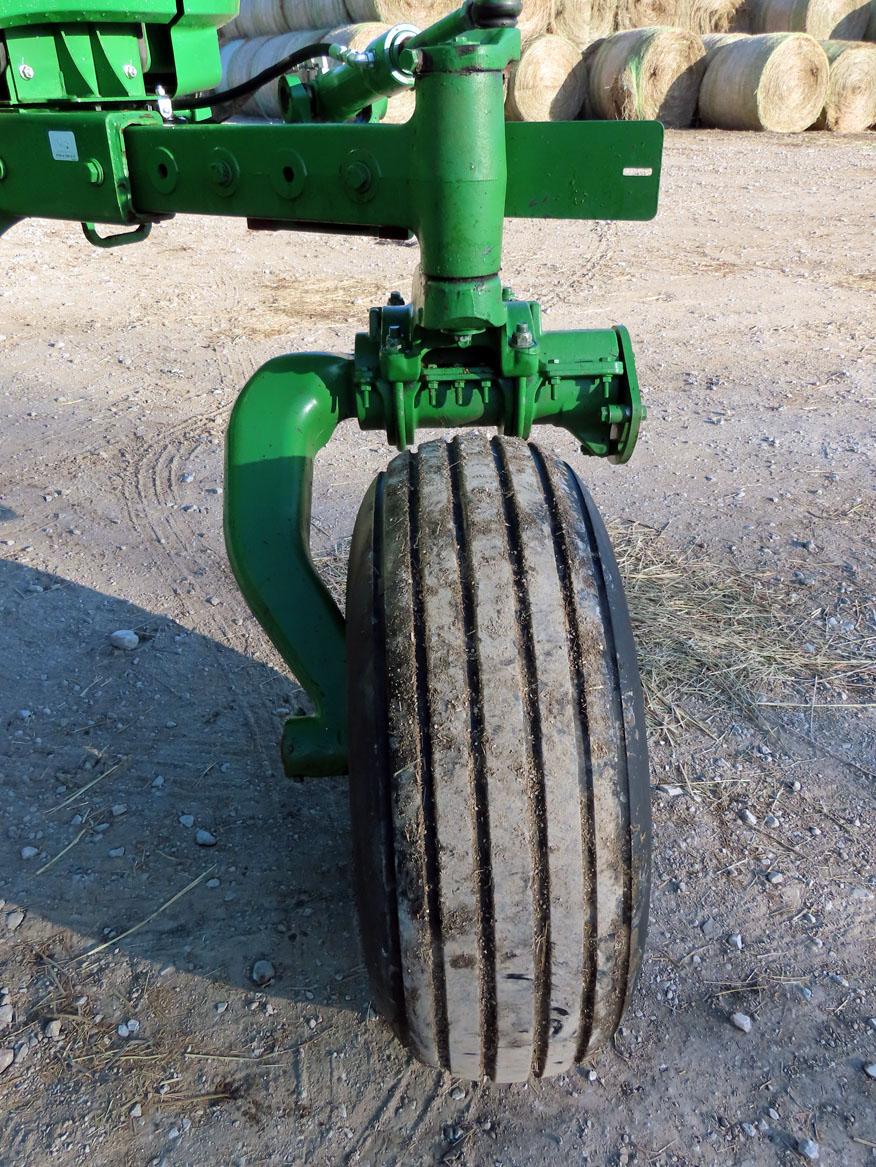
[346,435,650,1083]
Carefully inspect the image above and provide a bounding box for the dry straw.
[816,39,876,129]
[225,0,350,37]
[748,0,870,40]
[551,0,594,48]
[675,0,752,33]
[616,0,676,29]
[584,26,707,126]
[699,31,829,130]
[506,33,588,120]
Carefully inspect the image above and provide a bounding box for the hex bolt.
[123,64,138,79]
[342,161,372,194]
[510,322,534,349]
[501,285,514,301]
[85,159,104,186]
[18,63,34,80]
[209,160,234,187]
[387,290,405,306]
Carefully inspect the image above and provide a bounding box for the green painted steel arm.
[224,353,356,777]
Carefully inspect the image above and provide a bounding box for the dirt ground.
[0,129,874,1166]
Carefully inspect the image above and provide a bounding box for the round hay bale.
[677,0,752,33]
[698,31,829,130]
[816,39,876,129]
[748,0,869,40]
[867,0,876,39]
[616,0,676,30]
[701,29,749,54]
[518,0,554,42]
[506,33,588,120]
[585,26,707,126]
[551,0,593,48]
[343,0,455,24]
[225,0,350,37]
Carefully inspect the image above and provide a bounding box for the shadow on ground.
[0,556,367,1014]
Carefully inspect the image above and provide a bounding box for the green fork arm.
[224,353,356,777]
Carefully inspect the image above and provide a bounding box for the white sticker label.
[48,130,79,162]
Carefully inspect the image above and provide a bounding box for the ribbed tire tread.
[346,435,650,1083]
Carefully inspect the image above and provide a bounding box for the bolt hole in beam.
[157,162,169,180]
[282,165,295,183]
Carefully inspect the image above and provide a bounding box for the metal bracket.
[82,220,152,248]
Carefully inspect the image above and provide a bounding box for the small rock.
[110,629,139,651]
[4,910,24,932]
[766,871,784,885]
[151,775,165,788]
[44,1019,62,1040]
[111,804,128,817]
[195,829,217,847]
[0,1049,13,1074]
[180,472,194,483]
[701,917,721,940]
[449,1086,465,1101]
[730,1012,752,1034]
[738,808,757,827]
[656,784,684,797]
[763,814,780,829]
[587,1069,598,1082]
[215,1002,229,1015]
[129,1103,142,1118]
[864,1063,876,1080]
[251,960,275,987]
[206,878,220,889]
[796,1137,819,1160]
[728,933,743,950]
[108,846,125,859]
[851,887,873,902]
[20,846,38,860]
[0,1004,13,1030]
[17,709,31,720]
[741,1122,757,1138]
[178,814,194,828]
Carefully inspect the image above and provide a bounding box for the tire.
[346,434,650,1083]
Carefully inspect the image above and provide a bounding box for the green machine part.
[0,0,664,776]
[0,0,237,102]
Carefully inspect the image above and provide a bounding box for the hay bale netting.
[584,27,707,125]
[698,31,829,129]
[748,0,870,40]
[506,33,588,119]
[676,0,752,33]
[224,0,350,38]
[816,39,876,128]
[551,0,593,48]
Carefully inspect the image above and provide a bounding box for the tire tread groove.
[491,436,551,1080]
[407,454,451,1068]
[448,437,498,1080]
[527,443,599,1062]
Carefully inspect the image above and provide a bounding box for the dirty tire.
[346,435,650,1083]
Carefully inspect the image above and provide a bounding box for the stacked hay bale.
[506,33,588,118]
[582,26,707,124]
[815,38,876,126]
[698,30,829,128]
[747,0,870,39]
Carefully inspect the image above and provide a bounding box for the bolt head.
[342,161,372,194]
[19,64,34,80]
[123,64,138,79]
[387,291,405,306]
